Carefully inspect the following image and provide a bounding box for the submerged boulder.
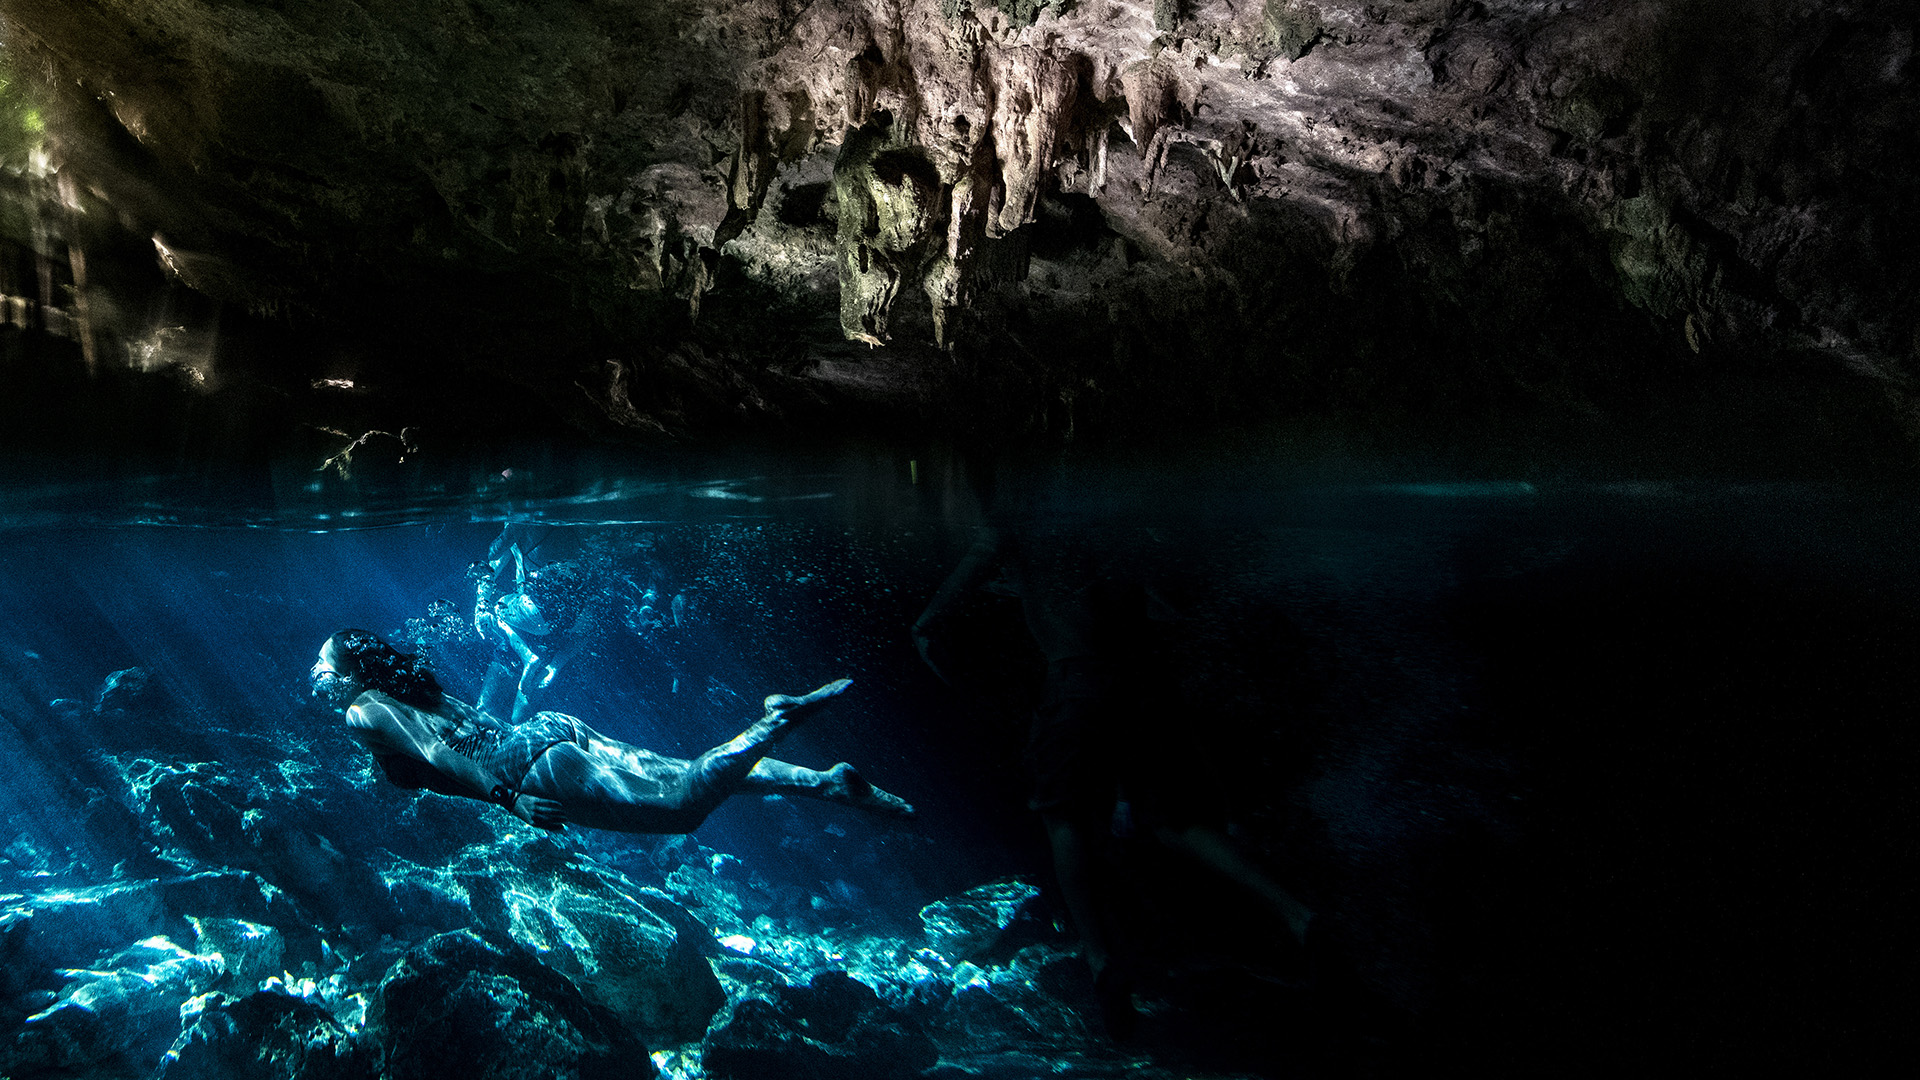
[1,870,318,1009]
[936,946,1091,1046]
[187,917,286,994]
[156,989,373,1080]
[543,887,724,1045]
[1,936,224,1076]
[917,878,1044,964]
[95,666,157,714]
[362,928,653,1080]
[437,841,727,1044]
[1,879,173,997]
[704,970,936,1080]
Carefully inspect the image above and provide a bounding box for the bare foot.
[762,678,853,724]
[825,762,915,818]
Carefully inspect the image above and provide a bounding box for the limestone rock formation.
[0,0,1912,440]
[2,936,224,1077]
[362,928,654,1080]
[157,989,374,1080]
[917,877,1043,963]
[702,971,938,1080]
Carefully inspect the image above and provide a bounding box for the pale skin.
[316,639,911,834]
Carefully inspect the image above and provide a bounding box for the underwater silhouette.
[916,515,1316,1040]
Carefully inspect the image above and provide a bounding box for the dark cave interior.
[0,3,1915,1079]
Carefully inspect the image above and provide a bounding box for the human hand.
[514,795,568,832]
[492,785,566,831]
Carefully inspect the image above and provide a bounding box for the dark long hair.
[326,629,444,709]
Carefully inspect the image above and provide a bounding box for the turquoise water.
[2,437,1914,1077]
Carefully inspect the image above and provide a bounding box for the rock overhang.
[0,0,1911,448]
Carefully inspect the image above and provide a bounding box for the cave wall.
[0,0,1913,443]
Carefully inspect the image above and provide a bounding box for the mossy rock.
[975,0,1074,30]
[1554,75,1640,143]
[1262,0,1325,61]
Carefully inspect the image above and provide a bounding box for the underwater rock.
[917,878,1044,964]
[1,936,223,1076]
[161,871,313,952]
[95,666,155,714]
[363,928,652,1080]
[156,989,374,1080]
[704,999,822,1080]
[71,785,156,876]
[364,852,476,938]
[1,868,327,1052]
[517,884,724,1046]
[934,946,1091,1046]
[111,756,394,928]
[703,970,937,1080]
[187,917,286,994]
[944,976,1042,1043]
[2,879,174,996]
[712,953,792,1009]
[408,841,726,1044]
[1,873,341,1079]
[774,970,882,1042]
[0,995,110,1077]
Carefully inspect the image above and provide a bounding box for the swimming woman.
[312,629,912,834]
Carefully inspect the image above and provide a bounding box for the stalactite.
[716,91,776,249]
[924,147,994,348]
[985,47,1083,239]
[1121,61,1178,164]
[834,114,946,345]
[67,240,94,373]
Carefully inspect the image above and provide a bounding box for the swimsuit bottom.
[476,713,585,794]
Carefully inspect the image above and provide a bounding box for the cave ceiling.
[0,0,1914,445]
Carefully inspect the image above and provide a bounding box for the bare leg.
[511,680,862,834]
[535,636,582,693]
[1044,810,1136,1039]
[515,655,542,715]
[681,679,853,806]
[741,758,914,817]
[1044,813,1115,975]
[494,619,545,723]
[1151,823,1312,944]
[477,655,518,720]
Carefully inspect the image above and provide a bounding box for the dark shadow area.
[1437,538,1918,1074]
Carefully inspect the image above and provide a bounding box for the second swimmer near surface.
[312,628,913,836]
